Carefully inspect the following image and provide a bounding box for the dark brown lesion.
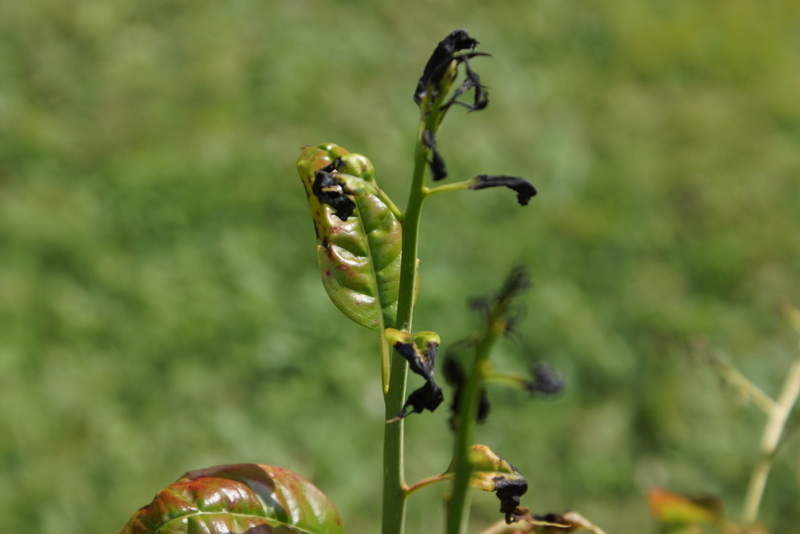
[312,166,356,220]
[422,130,448,181]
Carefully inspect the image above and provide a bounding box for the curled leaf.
[469,175,538,206]
[120,463,343,534]
[298,143,402,330]
[443,57,489,112]
[446,444,528,523]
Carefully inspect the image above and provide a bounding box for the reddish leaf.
[120,464,343,534]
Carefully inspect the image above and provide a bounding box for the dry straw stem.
[741,358,800,528]
[741,300,800,528]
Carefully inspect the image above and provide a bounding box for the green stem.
[381,116,435,534]
[446,307,507,534]
[425,180,473,198]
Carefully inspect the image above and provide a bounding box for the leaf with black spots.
[298,143,402,331]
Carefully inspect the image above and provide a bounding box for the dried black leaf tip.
[444,352,491,429]
[526,361,565,396]
[395,381,443,421]
[415,29,480,104]
[468,267,531,337]
[422,130,448,181]
[497,266,531,302]
[442,57,489,112]
[312,169,356,220]
[495,477,529,523]
[470,175,537,206]
[386,330,444,421]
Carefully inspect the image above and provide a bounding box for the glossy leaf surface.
[298,143,402,330]
[120,463,343,534]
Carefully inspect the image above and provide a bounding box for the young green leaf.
[119,463,343,534]
[298,143,402,331]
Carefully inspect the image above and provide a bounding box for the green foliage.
[2,1,800,533]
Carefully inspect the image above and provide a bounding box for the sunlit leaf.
[120,463,343,534]
[297,143,402,331]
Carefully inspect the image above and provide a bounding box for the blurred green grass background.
[2,0,799,532]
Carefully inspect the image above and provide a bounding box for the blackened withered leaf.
[496,265,532,303]
[496,477,529,523]
[422,130,448,181]
[526,362,565,396]
[469,175,537,206]
[442,58,489,112]
[445,444,529,524]
[444,353,490,429]
[415,29,480,104]
[395,380,443,420]
[385,329,444,420]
